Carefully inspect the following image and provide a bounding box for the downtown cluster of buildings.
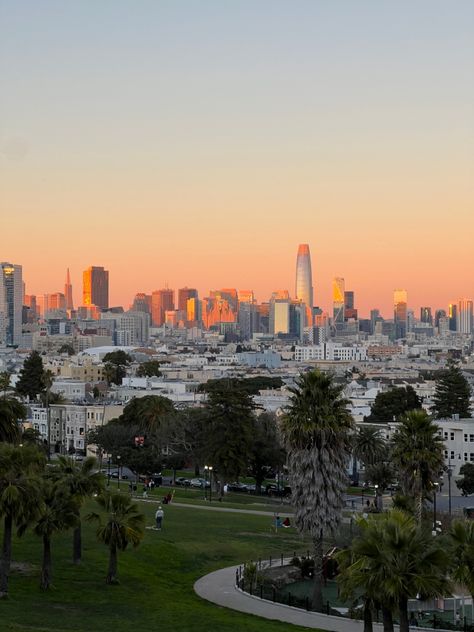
[1,249,474,479]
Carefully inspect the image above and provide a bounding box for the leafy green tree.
[200,376,283,396]
[58,344,75,356]
[102,350,132,386]
[449,519,474,599]
[280,370,354,611]
[136,360,162,378]
[120,395,175,435]
[0,372,12,399]
[365,386,422,423]
[0,444,46,597]
[365,462,395,511]
[88,421,138,462]
[0,397,26,444]
[456,463,474,497]
[16,351,46,400]
[337,510,451,632]
[87,491,145,584]
[391,410,444,522]
[200,381,256,495]
[249,412,285,493]
[33,478,78,589]
[51,456,103,564]
[432,363,472,419]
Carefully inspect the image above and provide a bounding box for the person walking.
[155,506,164,530]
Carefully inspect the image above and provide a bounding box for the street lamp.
[117,455,121,489]
[374,484,379,512]
[208,466,213,502]
[204,465,210,500]
[107,456,111,487]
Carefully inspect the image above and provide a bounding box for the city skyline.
[2,2,473,316]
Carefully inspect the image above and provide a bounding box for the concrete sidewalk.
[195,564,368,631]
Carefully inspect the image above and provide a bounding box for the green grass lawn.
[1,499,315,632]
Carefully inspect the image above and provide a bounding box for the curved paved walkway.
[195,564,369,631]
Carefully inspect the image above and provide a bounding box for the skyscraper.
[295,244,313,325]
[457,298,473,334]
[333,277,345,326]
[448,303,458,332]
[83,266,109,310]
[178,287,198,314]
[0,262,23,346]
[64,268,74,310]
[151,289,174,326]
[394,289,408,339]
[420,306,432,325]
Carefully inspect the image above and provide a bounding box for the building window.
[450,432,455,440]
[444,432,448,439]
[464,453,468,461]
[465,434,468,441]
[470,435,474,442]
[79,427,84,436]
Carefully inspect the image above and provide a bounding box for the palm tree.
[87,491,145,584]
[338,510,450,632]
[391,410,444,523]
[280,369,354,611]
[0,444,45,597]
[0,397,26,444]
[365,462,394,512]
[449,520,474,611]
[51,456,103,564]
[33,478,78,590]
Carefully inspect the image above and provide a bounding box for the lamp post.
[117,455,121,490]
[107,456,111,487]
[204,465,209,500]
[374,484,379,512]
[209,466,213,503]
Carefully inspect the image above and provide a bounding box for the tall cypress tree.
[16,351,46,400]
[432,363,472,419]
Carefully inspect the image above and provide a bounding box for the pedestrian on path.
[155,506,164,530]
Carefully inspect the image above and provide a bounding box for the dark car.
[151,473,163,486]
[265,483,291,497]
[227,482,248,493]
[175,477,191,487]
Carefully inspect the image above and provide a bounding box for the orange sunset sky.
[1,2,473,318]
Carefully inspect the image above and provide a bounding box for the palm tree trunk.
[73,522,82,565]
[363,598,373,632]
[312,532,324,612]
[106,544,118,584]
[415,490,423,523]
[0,514,13,597]
[382,606,394,632]
[398,596,409,632]
[40,534,52,590]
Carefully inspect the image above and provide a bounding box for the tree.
[0,444,45,597]
[58,344,75,356]
[365,386,422,424]
[0,397,26,444]
[103,351,132,386]
[136,360,161,378]
[280,370,354,611]
[200,381,256,495]
[391,410,444,522]
[0,372,12,399]
[365,462,395,511]
[449,520,474,600]
[456,463,474,497]
[352,425,386,484]
[200,376,283,396]
[249,412,285,493]
[120,395,175,435]
[337,510,450,632]
[15,351,46,400]
[432,363,472,419]
[33,478,78,590]
[87,491,145,584]
[51,456,103,564]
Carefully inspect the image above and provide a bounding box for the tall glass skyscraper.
[295,244,313,325]
[0,262,23,346]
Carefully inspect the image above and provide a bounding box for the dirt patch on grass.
[11,561,36,575]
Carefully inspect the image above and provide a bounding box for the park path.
[138,497,293,518]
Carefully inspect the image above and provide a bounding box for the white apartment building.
[295,342,368,362]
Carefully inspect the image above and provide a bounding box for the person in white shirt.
[155,506,164,530]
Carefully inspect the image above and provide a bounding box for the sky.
[1,1,473,317]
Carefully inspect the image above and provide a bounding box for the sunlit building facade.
[295,244,313,325]
[83,266,109,310]
[0,262,23,346]
[151,289,174,327]
[394,289,408,339]
[333,277,345,327]
[457,298,473,335]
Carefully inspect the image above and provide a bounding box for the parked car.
[151,473,163,486]
[190,478,210,488]
[265,483,291,497]
[227,482,248,493]
[175,477,191,487]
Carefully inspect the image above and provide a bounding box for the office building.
[457,299,473,335]
[448,303,457,332]
[151,289,174,327]
[394,289,408,339]
[64,268,74,310]
[333,277,345,327]
[420,306,432,325]
[178,288,198,314]
[0,262,23,346]
[295,244,313,325]
[83,266,109,310]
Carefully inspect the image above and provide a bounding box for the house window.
[444,432,448,439]
[470,435,474,442]
[450,432,455,440]
[79,427,84,436]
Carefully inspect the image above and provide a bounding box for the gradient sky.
[1,1,473,317]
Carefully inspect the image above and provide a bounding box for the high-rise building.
[448,303,458,332]
[131,293,152,314]
[394,289,408,339]
[49,293,66,312]
[435,309,447,329]
[178,288,198,314]
[0,262,23,346]
[344,290,358,320]
[64,268,74,310]
[186,297,201,324]
[83,266,109,310]
[333,277,345,327]
[457,298,473,334]
[420,306,432,325]
[151,289,174,326]
[295,244,313,325]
